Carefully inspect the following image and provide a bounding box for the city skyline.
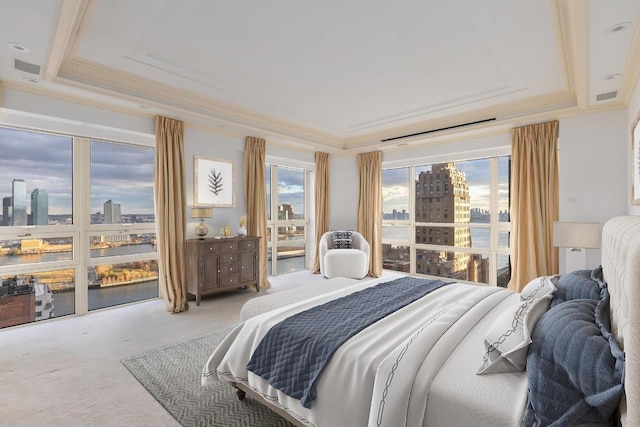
[382,157,510,216]
[0,127,155,217]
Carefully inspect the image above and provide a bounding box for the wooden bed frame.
[230,215,640,427]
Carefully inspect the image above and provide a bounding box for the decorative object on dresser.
[185,236,260,305]
[191,207,213,240]
[194,156,235,207]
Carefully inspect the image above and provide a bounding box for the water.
[0,244,156,267]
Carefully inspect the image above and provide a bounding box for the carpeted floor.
[121,324,294,427]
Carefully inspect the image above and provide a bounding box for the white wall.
[329,154,359,230]
[557,109,628,270]
[628,76,640,216]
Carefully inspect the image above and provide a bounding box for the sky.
[266,165,305,216]
[0,127,155,216]
[382,157,510,214]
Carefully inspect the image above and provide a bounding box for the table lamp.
[553,221,600,272]
[191,207,213,239]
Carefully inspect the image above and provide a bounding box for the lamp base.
[195,218,209,240]
[564,248,586,273]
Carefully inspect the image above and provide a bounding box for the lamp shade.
[191,207,212,219]
[552,221,600,249]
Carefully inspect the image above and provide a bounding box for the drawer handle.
[209,247,213,250]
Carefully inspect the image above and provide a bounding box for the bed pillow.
[332,230,353,249]
[476,294,551,375]
[520,275,558,301]
[523,292,625,426]
[550,267,603,308]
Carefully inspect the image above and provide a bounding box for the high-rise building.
[278,203,294,220]
[30,188,49,225]
[2,197,12,226]
[414,163,472,280]
[104,200,114,224]
[114,203,122,224]
[12,179,27,226]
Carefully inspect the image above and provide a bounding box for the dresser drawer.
[219,273,239,287]
[239,239,257,250]
[219,252,238,264]
[198,242,219,254]
[219,240,238,252]
[221,262,239,275]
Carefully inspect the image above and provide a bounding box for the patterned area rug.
[121,324,294,427]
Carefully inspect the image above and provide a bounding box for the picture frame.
[194,156,235,207]
[633,115,640,205]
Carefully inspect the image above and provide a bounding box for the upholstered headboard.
[601,216,640,427]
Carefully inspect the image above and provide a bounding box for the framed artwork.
[633,115,640,205]
[194,156,235,207]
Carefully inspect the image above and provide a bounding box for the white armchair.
[319,231,370,279]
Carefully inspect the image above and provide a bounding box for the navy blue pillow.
[524,293,625,426]
[550,268,602,308]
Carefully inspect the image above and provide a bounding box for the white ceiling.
[0,0,639,152]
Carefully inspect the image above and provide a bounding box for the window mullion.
[74,137,90,315]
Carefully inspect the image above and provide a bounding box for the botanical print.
[195,156,235,207]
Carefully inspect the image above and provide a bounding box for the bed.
[202,215,640,427]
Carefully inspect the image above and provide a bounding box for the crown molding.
[44,0,93,82]
[619,15,640,106]
[554,0,589,109]
[55,57,343,151]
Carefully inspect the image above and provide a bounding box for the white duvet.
[202,278,529,427]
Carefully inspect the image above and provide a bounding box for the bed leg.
[236,388,246,401]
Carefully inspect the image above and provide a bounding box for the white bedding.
[202,278,529,427]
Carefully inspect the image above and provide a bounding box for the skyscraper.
[114,203,122,224]
[2,197,12,226]
[12,179,27,226]
[31,188,49,225]
[103,199,114,224]
[414,163,472,280]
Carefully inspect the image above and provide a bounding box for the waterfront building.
[103,199,114,223]
[2,196,12,226]
[12,179,27,226]
[114,203,122,223]
[31,188,49,225]
[414,163,478,281]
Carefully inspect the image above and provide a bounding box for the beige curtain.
[357,151,383,277]
[508,120,559,292]
[312,152,330,273]
[154,116,188,312]
[245,137,271,288]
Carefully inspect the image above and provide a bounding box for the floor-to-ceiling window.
[265,164,309,275]
[382,155,511,287]
[0,127,157,329]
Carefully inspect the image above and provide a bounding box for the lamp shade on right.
[552,221,600,249]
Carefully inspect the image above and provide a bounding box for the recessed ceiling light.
[22,76,39,84]
[607,22,632,33]
[603,73,621,81]
[6,42,30,53]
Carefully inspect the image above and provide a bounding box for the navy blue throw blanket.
[246,276,450,409]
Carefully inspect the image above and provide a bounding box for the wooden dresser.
[185,236,260,305]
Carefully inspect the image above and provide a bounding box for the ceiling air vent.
[381,118,496,143]
[596,91,618,102]
[14,59,41,75]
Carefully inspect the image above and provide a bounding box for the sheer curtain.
[357,151,383,277]
[245,136,271,288]
[312,152,329,273]
[154,116,188,312]
[508,120,559,292]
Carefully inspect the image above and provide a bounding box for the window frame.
[0,127,158,319]
[382,151,511,286]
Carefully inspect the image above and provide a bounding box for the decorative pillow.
[332,230,353,249]
[523,293,625,426]
[550,267,603,308]
[476,295,552,375]
[520,275,558,301]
